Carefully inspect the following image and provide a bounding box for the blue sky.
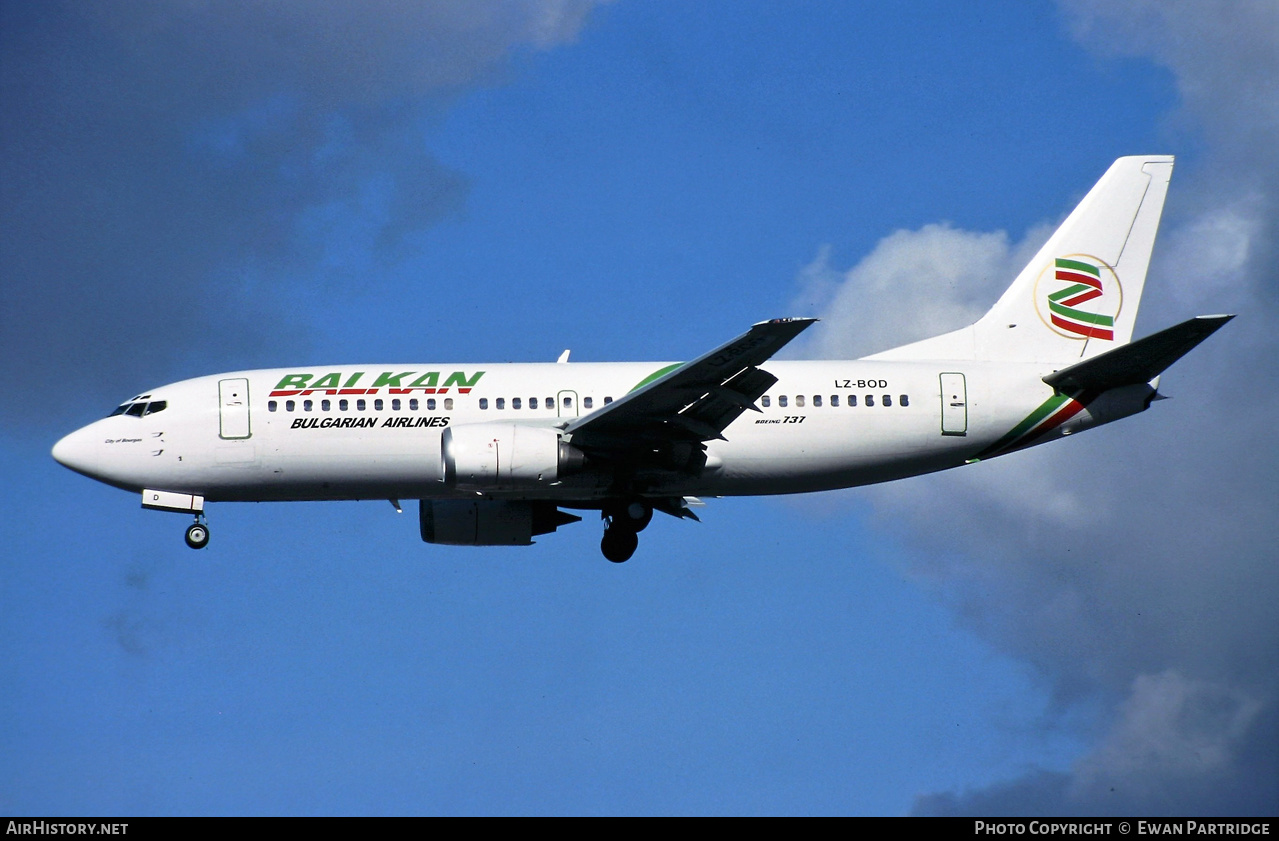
[3,0,1276,815]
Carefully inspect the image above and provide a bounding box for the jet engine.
[419,499,580,546]
[441,423,586,489]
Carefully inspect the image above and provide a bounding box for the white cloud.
[798,0,1279,814]
[790,223,1052,360]
[1061,0,1279,168]
[1159,202,1262,313]
[1072,671,1263,800]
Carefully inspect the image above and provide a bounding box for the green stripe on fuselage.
[977,392,1070,459]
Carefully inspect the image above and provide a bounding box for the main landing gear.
[185,515,210,550]
[600,501,652,563]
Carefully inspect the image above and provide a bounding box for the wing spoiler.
[565,317,817,450]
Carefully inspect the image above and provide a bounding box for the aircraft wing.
[563,318,816,456]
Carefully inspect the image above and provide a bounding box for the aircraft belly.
[690,448,962,496]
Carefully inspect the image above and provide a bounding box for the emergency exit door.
[557,390,579,419]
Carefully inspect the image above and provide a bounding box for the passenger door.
[940,372,967,436]
[218,378,252,439]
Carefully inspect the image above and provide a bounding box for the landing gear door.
[218,378,252,439]
[940,372,967,436]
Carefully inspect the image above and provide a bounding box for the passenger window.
[286,400,296,412]
[357,399,366,411]
[480,398,489,410]
[604,396,613,404]
[545,397,553,408]
[444,398,453,410]
[762,396,770,408]
[530,397,539,409]
[779,396,788,408]
[513,397,522,410]
[563,396,573,408]
[813,395,822,407]
[427,398,436,411]
[410,398,419,411]
[883,395,892,407]
[374,399,384,411]
[391,399,400,411]
[496,398,505,410]
[796,395,805,407]
[304,400,314,412]
[339,399,349,411]
[848,395,857,407]
[900,395,910,407]
[584,397,593,409]
[322,399,332,411]
[831,395,840,407]
[268,401,278,413]
[865,395,874,407]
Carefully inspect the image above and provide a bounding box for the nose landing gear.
[140,490,210,550]
[600,501,652,563]
[185,516,210,550]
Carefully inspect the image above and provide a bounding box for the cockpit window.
[109,399,167,418]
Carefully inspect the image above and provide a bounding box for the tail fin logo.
[1034,256,1123,341]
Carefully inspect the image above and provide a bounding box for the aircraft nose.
[52,426,100,477]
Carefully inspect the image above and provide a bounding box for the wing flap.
[566,318,815,455]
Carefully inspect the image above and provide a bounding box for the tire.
[600,528,638,563]
[185,523,210,550]
[623,501,653,532]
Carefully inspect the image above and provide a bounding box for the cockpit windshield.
[108,399,167,418]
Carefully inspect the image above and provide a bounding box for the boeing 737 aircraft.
[53,156,1231,562]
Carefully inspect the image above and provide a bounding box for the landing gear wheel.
[185,522,210,550]
[623,501,653,532]
[605,500,653,533]
[601,527,638,563]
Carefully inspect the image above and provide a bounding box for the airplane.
[52,156,1232,563]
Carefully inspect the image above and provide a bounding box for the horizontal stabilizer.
[1042,314,1234,394]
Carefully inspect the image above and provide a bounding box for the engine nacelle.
[442,423,585,490]
[419,499,581,546]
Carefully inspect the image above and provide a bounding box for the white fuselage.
[51,358,1143,505]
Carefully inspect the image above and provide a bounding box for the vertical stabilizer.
[869,156,1174,364]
